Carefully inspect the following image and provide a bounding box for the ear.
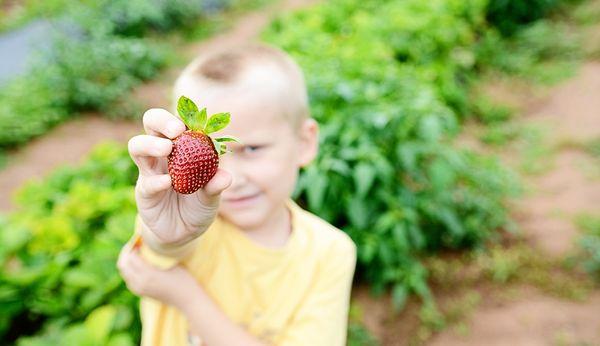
[297,118,319,168]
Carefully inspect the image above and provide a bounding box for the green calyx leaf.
[177,96,199,131]
[214,136,240,143]
[177,96,208,132]
[177,96,232,135]
[211,138,231,156]
[198,108,208,130]
[177,96,234,156]
[205,113,230,134]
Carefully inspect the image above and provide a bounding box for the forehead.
[183,85,292,139]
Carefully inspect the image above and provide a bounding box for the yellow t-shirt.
[126,199,357,346]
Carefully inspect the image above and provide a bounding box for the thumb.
[204,168,232,197]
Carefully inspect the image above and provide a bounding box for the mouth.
[224,193,260,206]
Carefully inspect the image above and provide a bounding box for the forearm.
[180,283,266,346]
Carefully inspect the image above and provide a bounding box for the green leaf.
[198,108,208,130]
[392,284,408,311]
[107,333,134,346]
[214,136,240,143]
[306,166,327,210]
[176,96,199,130]
[84,305,116,343]
[419,116,442,141]
[63,269,99,288]
[211,139,221,152]
[353,163,376,197]
[205,113,230,134]
[347,196,368,229]
[392,224,409,252]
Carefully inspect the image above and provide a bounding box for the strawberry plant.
[0,143,140,345]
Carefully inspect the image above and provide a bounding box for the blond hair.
[173,42,310,129]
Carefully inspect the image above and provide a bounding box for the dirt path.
[429,290,600,346]
[0,0,319,212]
[427,61,600,345]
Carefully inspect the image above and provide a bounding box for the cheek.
[251,153,299,197]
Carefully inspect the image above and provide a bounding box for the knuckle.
[153,231,175,245]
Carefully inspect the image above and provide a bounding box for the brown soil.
[0,0,319,212]
[426,62,600,345]
[430,288,600,346]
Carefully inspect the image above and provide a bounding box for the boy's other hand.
[128,108,232,246]
[117,244,199,310]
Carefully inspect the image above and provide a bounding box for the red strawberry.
[168,96,238,194]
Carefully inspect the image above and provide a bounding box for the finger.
[129,250,153,273]
[143,108,186,139]
[118,256,146,286]
[192,169,232,206]
[128,135,173,176]
[136,174,172,199]
[203,168,233,197]
[117,245,131,271]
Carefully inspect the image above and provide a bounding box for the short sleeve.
[276,235,357,346]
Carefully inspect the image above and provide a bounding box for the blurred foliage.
[347,302,380,345]
[347,323,380,346]
[486,0,565,36]
[0,0,221,33]
[263,0,519,306]
[0,0,581,343]
[475,19,581,84]
[0,0,238,149]
[0,36,166,147]
[0,143,139,345]
[576,213,600,281]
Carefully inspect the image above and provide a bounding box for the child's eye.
[242,145,262,154]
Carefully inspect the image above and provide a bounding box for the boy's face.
[182,88,317,231]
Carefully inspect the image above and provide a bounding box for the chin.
[220,207,268,231]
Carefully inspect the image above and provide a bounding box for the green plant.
[486,0,565,36]
[0,0,241,150]
[0,35,168,148]
[0,142,139,345]
[263,0,518,306]
[476,20,581,84]
[347,323,380,346]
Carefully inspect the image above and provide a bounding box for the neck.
[242,205,292,248]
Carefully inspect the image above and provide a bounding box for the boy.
[117,43,356,346]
